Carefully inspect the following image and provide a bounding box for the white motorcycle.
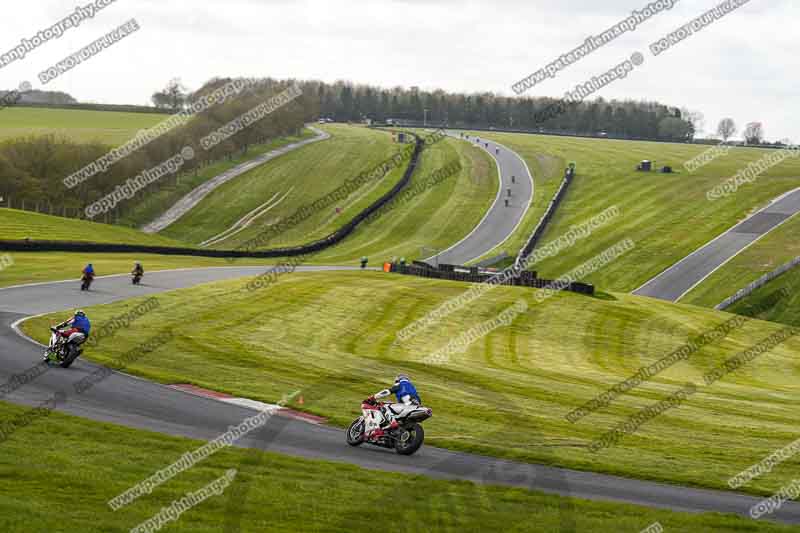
[347,397,432,455]
[43,327,86,368]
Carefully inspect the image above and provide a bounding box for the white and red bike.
[43,327,86,368]
[347,397,432,455]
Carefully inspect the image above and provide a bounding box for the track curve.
[1,267,799,524]
[424,132,533,266]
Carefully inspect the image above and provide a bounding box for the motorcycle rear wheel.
[395,423,424,455]
[60,345,80,368]
[346,418,365,446]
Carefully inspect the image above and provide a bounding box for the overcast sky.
[1,0,795,141]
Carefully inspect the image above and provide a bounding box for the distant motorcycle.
[132,272,142,285]
[43,327,85,368]
[346,397,432,455]
[80,273,94,291]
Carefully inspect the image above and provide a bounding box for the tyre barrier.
[389,262,594,296]
[0,135,425,259]
[514,165,575,269]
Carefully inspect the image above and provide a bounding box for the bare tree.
[681,108,705,138]
[743,122,765,145]
[717,118,737,142]
[164,78,188,111]
[150,91,171,109]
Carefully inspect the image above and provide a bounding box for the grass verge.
[0,401,789,532]
[120,129,316,230]
[0,208,184,247]
[160,125,404,247]
[309,135,498,264]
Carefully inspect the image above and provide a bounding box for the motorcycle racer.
[370,374,421,430]
[44,310,91,367]
[55,309,91,340]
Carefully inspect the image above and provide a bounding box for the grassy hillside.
[473,132,800,291]
[0,208,184,246]
[0,107,165,144]
[309,135,498,264]
[682,212,800,308]
[161,125,403,247]
[725,269,800,326]
[120,129,316,230]
[0,402,786,533]
[22,271,800,497]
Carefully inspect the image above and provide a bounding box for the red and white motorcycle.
[43,327,86,368]
[346,397,432,455]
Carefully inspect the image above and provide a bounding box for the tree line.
[148,78,701,142]
[302,80,699,141]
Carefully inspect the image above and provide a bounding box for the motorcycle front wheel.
[395,423,424,455]
[346,417,365,446]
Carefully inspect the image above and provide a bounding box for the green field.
[21,271,800,498]
[0,208,184,247]
[682,212,800,308]
[0,107,165,144]
[0,402,786,533]
[725,270,800,327]
[309,134,498,264]
[161,125,405,247]
[472,132,800,291]
[120,129,316,230]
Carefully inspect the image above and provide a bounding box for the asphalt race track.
[2,267,799,524]
[634,188,800,302]
[424,132,533,266]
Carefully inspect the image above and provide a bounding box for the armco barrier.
[0,134,425,259]
[514,165,575,269]
[389,262,594,296]
[716,256,800,310]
